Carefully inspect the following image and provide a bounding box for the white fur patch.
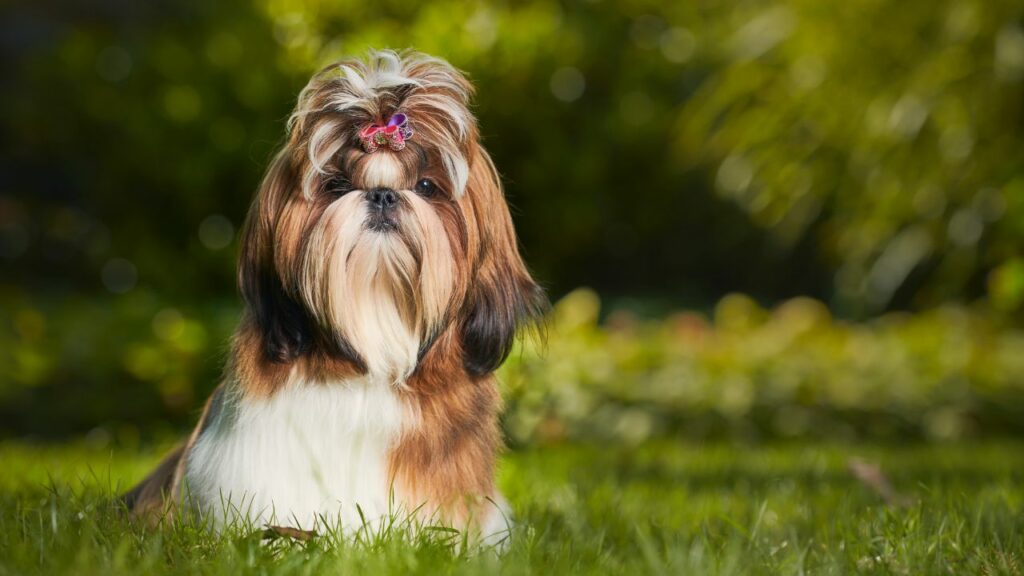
[362,154,403,190]
[182,376,408,531]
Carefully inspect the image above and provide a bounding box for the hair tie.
[359,113,414,153]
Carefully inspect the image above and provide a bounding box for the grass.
[0,440,1022,575]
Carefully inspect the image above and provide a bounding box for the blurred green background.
[2,0,1023,444]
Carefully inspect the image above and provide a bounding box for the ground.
[0,440,1022,575]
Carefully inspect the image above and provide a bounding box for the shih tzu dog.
[124,49,546,543]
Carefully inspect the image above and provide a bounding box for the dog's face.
[237,51,545,384]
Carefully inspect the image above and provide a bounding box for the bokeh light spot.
[550,67,585,102]
[152,308,185,341]
[989,258,1024,311]
[888,95,929,139]
[866,227,932,307]
[465,8,498,49]
[789,56,825,90]
[716,154,754,197]
[731,6,794,60]
[948,209,983,247]
[163,85,202,123]
[995,25,1024,81]
[660,27,696,63]
[631,15,665,50]
[198,214,234,250]
[95,46,132,82]
[101,258,137,294]
[939,125,974,161]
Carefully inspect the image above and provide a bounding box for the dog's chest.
[183,381,408,530]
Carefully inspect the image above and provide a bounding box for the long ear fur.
[460,146,548,376]
[237,150,314,363]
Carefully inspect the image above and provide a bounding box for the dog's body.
[125,50,545,542]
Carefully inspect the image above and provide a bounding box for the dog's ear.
[237,150,313,363]
[459,145,548,376]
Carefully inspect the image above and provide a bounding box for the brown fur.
[389,325,503,525]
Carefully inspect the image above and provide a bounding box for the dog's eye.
[326,174,353,196]
[414,178,437,198]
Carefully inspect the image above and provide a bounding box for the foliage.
[6,0,1024,313]
[4,288,1024,442]
[4,0,1024,441]
[0,289,237,438]
[1,440,1022,575]
[676,0,1024,315]
[4,4,1024,568]
[503,289,1024,445]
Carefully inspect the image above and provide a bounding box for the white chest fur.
[183,379,408,531]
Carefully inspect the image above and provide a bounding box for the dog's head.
[238,50,546,384]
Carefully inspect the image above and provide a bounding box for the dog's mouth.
[365,212,399,233]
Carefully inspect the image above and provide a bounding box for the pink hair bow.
[359,112,414,153]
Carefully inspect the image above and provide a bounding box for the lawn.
[0,440,1022,575]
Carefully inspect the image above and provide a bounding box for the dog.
[124,49,547,543]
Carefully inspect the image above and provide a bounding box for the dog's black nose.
[367,187,398,210]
